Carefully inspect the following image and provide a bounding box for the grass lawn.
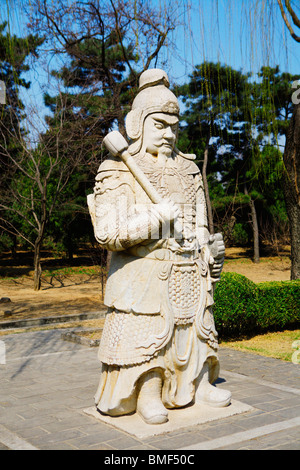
[220,329,300,362]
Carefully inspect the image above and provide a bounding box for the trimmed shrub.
[213,272,259,338]
[213,273,300,339]
[255,280,300,331]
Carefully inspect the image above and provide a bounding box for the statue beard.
[157,144,174,159]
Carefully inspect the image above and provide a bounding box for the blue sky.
[1,0,300,135]
[3,0,299,75]
[167,0,300,82]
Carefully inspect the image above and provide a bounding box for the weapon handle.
[103,131,163,204]
[121,151,163,204]
[103,130,195,242]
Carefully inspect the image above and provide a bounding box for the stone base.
[83,400,254,439]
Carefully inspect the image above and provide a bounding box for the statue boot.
[195,362,231,408]
[137,369,168,424]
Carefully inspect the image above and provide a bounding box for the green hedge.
[255,280,300,331]
[213,272,300,339]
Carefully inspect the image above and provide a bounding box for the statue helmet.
[126,69,180,154]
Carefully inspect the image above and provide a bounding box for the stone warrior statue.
[88,69,231,425]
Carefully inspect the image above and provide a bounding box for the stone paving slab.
[180,416,300,450]
[0,424,38,450]
[0,329,299,451]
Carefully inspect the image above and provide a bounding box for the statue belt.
[130,247,209,276]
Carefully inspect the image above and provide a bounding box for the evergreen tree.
[0,21,44,253]
[0,21,43,179]
[175,62,255,244]
[176,62,296,260]
[255,65,300,144]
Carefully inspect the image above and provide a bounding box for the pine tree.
[0,21,43,178]
[0,21,43,255]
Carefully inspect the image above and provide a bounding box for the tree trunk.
[33,239,42,291]
[282,103,300,279]
[249,198,260,263]
[244,185,260,263]
[66,231,74,261]
[10,234,17,259]
[106,250,112,272]
[202,144,214,234]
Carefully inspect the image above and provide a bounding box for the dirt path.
[0,274,103,321]
[222,247,291,283]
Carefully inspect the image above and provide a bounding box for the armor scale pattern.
[99,309,165,366]
[169,263,202,325]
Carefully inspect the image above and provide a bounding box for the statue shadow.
[214,377,227,384]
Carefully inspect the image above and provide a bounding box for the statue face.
[142,113,179,158]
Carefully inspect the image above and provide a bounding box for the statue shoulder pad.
[97,156,128,174]
[176,150,200,175]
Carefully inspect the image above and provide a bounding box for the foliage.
[0,21,43,121]
[256,280,300,331]
[230,223,249,246]
[214,272,300,339]
[30,0,179,139]
[20,0,180,262]
[255,66,299,141]
[175,61,252,168]
[0,21,43,184]
[0,22,44,265]
[175,62,298,249]
[1,3,299,278]
[213,272,259,338]
[0,231,15,253]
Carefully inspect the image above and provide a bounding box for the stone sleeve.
[194,172,210,248]
[88,170,165,251]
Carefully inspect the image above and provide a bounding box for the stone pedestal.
[83,400,253,439]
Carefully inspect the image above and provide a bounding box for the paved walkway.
[0,328,299,451]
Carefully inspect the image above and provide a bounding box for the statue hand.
[166,238,185,253]
[154,199,180,223]
[208,233,225,279]
[208,233,225,260]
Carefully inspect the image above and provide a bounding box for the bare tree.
[25,0,184,132]
[0,100,89,290]
[18,0,185,279]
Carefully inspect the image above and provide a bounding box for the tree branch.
[109,0,135,76]
[285,0,300,29]
[0,220,34,248]
[277,0,300,42]
[144,29,169,70]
